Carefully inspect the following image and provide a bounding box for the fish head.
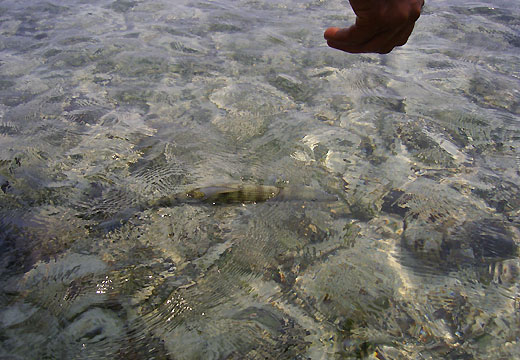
[186,189,206,200]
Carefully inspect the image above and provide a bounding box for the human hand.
[324,0,424,54]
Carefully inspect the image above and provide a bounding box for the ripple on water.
[1,0,520,358]
[208,80,295,142]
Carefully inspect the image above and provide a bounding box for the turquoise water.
[0,0,519,358]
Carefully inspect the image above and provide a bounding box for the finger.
[326,24,401,54]
[324,10,419,54]
[411,0,424,21]
[326,39,358,53]
[326,38,383,54]
[328,26,409,54]
[324,25,379,46]
[373,23,416,53]
[393,23,415,47]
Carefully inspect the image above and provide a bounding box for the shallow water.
[1,0,519,358]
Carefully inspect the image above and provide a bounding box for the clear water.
[1,0,519,358]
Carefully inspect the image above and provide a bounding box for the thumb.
[324,27,341,40]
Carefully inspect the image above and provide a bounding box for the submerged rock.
[452,219,518,260]
[403,217,518,268]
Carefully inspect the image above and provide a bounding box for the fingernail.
[324,27,339,40]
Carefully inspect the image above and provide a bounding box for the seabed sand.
[0,0,519,358]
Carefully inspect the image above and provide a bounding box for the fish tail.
[274,186,337,202]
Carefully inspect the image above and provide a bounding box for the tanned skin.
[324,0,424,54]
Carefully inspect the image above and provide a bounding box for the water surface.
[1,0,519,358]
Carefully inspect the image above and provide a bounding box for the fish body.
[148,183,336,208]
[186,184,280,204]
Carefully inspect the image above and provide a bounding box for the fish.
[147,183,337,207]
[94,184,337,233]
